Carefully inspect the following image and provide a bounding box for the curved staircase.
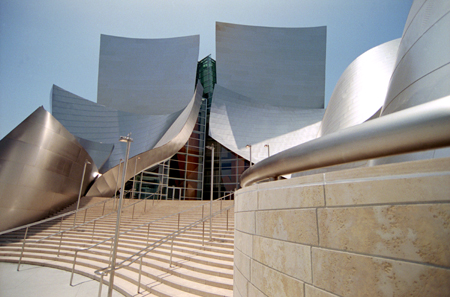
[0,197,234,297]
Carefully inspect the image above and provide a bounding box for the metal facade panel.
[216,22,326,109]
[209,85,324,164]
[52,85,182,172]
[382,0,450,115]
[87,84,204,197]
[318,39,400,137]
[0,107,97,232]
[97,34,200,115]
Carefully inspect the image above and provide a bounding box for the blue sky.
[0,0,413,139]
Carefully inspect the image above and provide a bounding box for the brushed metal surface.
[52,85,181,172]
[241,96,450,187]
[382,0,450,115]
[86,84,203,197]
[97,34,199,115]
[0,107,97,232]
[209,85,324,165]
[216,22,326,109]
[318,39,400,136]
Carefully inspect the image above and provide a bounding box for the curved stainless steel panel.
[318,39,400,137]
[381,0,450,115]
[0,107,97,231]
[241,96,450,187]
[52,85,181,172]
[216,22,326,109]
[97,34,200,115]
[86,84,203,197]
[209,85,324,164]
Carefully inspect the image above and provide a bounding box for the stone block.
[251,260,304,297]
[235,211,255,234]
[234,266,248,297]
[235,230,253,257]
[256,209,318,245]
[312,248,450,297]
[318,204,450,267]
[248,283,269,297]
[258,184,325,210]
[305,284,340,297]
[324,173,450,206]
[235,247,252,280]
[235,189,258,212]
[253,235,312,282]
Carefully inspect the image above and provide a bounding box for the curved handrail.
[241,96,450,187]
[91,201,234,294]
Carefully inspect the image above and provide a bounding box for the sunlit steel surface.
[241,96,450,187]
[97,34,199,115]
[52,85,181,172]
[86,84,203,197]
[209,85,324,165]
[0,107,97,232]
[381,0,450,115]
[216,22,326,109]
[318,39,400,136]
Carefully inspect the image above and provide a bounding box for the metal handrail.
[240,96,450,187]
[90,199,234,295]
[13,193,159,271]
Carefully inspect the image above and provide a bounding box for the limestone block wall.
[234,157,450,297]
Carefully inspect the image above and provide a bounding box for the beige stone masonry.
[234,157,450,297]
[318,203,450,266]
[251,260,305,297]
[256,208,318,245]
[312,248,450,297]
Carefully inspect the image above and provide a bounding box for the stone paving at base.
[0,262,124,297]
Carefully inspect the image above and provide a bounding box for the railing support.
[57,231,64,257]
[137,256,143,293]
[17,227,29,271]
[98,272,105,297]
[227,209,229,231]
[83,208,88,223]
[169,235,175,267]
[70,251,78,286]
[177,213,180,230]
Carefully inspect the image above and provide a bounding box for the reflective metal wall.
[216,22,326,109]
[381,0,450,115]
[318,39,400,137]
[209,85,324,165]
[52,85,181,173]
[86,84,203,197]
[97,34,200,115]
[0,107,97,232]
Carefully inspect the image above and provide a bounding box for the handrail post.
[202,221,205,246]
[70,250,78,286]
[92,220,96,241]
[132,203,136,220]
[102,201,106,216]
[17,226,29,271]
[57,231,64,257]
[177,213,180,230]
[169,235,175,267]
[227,209,229,231]
[98,272,104,297]
[83,208,88,223]
[144,198,147,212]
[137,256,143,293]
[147,224,150,245]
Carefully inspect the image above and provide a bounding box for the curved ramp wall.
[86,84,203,197]
[0,107,97,232]
[234,157,450,296]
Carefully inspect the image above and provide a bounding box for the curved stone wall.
[234,157,450,296]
